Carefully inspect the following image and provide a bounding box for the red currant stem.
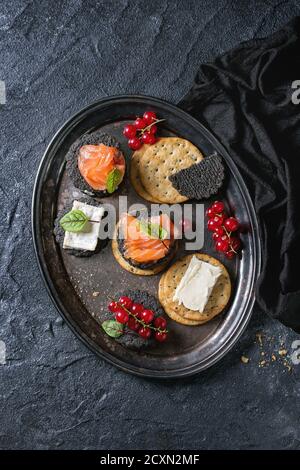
[222,225,238,254]
[108,297,168,333]
[138,119,165,135]
[223,226,231,239]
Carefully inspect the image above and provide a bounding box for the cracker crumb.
[271,354,276,361]
[259,360,266,367]
[256,332,263,347]
[261,351,265,356]
[283,361,292,372]
[278,349,287,356]
[241,355,249,364]
[92,291,100,297]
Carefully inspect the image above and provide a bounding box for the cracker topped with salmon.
[66,130,126,197]
[112,212,177,275]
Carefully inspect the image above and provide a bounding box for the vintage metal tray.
[32,95,261,378]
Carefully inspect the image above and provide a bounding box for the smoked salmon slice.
[78,144,125,191]
[120,213,174,264]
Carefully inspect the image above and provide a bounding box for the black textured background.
[1,0,300,450]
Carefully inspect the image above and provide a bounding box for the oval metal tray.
[32,95,261,378]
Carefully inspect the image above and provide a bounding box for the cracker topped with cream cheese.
[173,255,222,312]
[158,253,231,325]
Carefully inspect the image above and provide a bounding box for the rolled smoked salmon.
[120,213,174,264]
[78,144,125,191]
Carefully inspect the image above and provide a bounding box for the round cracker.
[159,253,231,323]
[158,274,205,325]
[158,273,210,325]
[139,137,203,203]
[130,146,161,203]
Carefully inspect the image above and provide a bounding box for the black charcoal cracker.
[169,153,225,200]
[53,196,108,257]
[123,290,165,317]
[115,290,166,350]
[65,131,121,198]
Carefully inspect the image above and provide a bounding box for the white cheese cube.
[63,200,105,251]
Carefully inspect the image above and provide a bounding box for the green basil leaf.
[59,209,89,233]
[106,168,122,194]
[138,220,168,240]
[158,225,168,240]
[102,320,124,338]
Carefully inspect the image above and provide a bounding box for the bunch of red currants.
[206,201,242,260]
[108,296,168,342]
[123,111,163,150]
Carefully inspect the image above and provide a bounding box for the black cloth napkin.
[179,18,300,332]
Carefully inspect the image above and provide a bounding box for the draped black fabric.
[179,18,300,332]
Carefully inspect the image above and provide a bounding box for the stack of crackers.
[130,137,203,204]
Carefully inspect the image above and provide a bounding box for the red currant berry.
[118,296,133,310]
[149,124,157,134]
[134,117,147,129]
[138,327,151,339]
[140,309,155,324]
[212,232,221,241]
[230,236,241,251]
[224,217,239,232]
[143,111,157,125]
[225,250,235,260]
[212,201,225,214]
[154,317,167,329]
[141,132,156,145]
[127,317,140,331]
[108,301,118,313]
[208,219,217,231]
[128,137,142,150]
[211,215,224,228]
[130,303,144,316]
[214,226,224,236]
[155,331,168,342]
[123,124,136,139]
[216,237,230,253]
[206,207,215,218]
[141,131,150,143]
[115,309,129,324]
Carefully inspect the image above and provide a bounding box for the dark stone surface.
[1,0,300,450]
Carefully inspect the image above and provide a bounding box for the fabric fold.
[179,17,300,332]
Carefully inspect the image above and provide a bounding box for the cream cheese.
[173,255,222,312]
[63,200,104,251]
